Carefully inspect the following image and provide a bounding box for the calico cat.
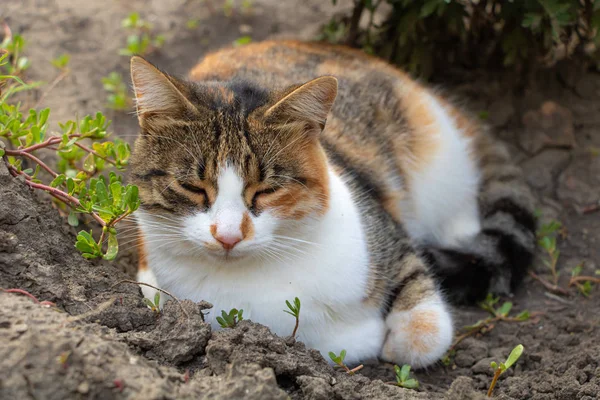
[129,40,536,368]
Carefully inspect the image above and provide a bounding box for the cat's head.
[129,56,337,262]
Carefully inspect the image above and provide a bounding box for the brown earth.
[1,1,600,399]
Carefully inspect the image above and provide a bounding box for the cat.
[129,40,536,368]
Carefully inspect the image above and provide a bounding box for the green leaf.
[490,361,498,369]
[83,153,95,173]
[539,236,552,250]
[339,349,346,362]
[497,302,513,317]
[103,230,119,260]
[516,310,530,321]
[504,344,524,370]
[402,379,419,389]
[233,36,252,47]
[400,364,411,382]
[0,148,4,157]
[67,210,79,227]
[143,298,155,309]
[572,264,583,277]
[328,352,338,363]
[50,174,67,190]
[154,292,160,307]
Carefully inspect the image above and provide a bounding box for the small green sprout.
[233,36,252,47]
[216,308,244,328]
[393,364,419,389]
[51,54,70,70]
[328,349,363,375]
[453,294,533,349]
[102,72,129,111]
[487,344,524,397]
[119,13,164,56]
[284,297,301,337]
[569,263,600,296]
[537,220,563,286]
[186,19,199,30]
[143,292,161,314]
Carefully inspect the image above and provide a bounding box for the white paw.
[380,298,453,368]
[137,269,164,308]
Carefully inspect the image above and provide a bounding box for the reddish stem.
[529,271,570,296]
[74,142,117,166]
[4,148,58,177]
[2,288,57,307]
[569,276,600,285]
[291,316,299,338]
[6,163,106,227]
[487,367,503,397]
[20,136,63,153]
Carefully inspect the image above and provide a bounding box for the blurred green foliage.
[329,0,600,78]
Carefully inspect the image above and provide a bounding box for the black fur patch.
[485,198,537,233]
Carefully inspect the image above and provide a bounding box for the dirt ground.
[2,1,600,399]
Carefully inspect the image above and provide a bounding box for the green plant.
[530,219,572,295]
[569,263,600,296]
[233,36,252,47]
[143,292,161,313]
[102,72,130,111]
[1,32,31,75]
[328,350,364,375]
[452,294,534,349]
[284,297,301,337]
[186,19,200,30]
[119,13,165,56]
[329,0,600,79]
[487,344,524,397]
[51,54,70,70]
[1,44,138,261]
[216,308,244,328]
[223,0,253,17]
[392,364,419,389]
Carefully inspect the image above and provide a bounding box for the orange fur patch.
[137,235,148,272]
[240,212,254,240]
[405,310,439,353]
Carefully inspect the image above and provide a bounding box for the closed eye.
[252,186,279,206]
[179,182,207,197]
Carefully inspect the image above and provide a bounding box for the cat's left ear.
[130,56,200,122]
[264,76,338,135]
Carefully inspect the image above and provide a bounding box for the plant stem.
[4,148,58,177]
[109,279,190,319]
[487,367,502,397]
[348,364,364,374]
[74,142,118,167]
[292,316,299,338]
[5,162,106,227]
[569,276,600,285]
[529,271,570,296]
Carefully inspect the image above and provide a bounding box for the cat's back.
[190,41,481,232]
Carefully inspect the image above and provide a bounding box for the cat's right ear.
[130,56,199,124]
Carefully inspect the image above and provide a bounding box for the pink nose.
[214,234,242,250]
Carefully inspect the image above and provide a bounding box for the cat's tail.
[424,130,537,304]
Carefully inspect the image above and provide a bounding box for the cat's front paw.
[380,299,453,368]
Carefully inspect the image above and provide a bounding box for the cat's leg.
[380,254,453,369]
[135,236,163,307]
[310,312,387,366]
